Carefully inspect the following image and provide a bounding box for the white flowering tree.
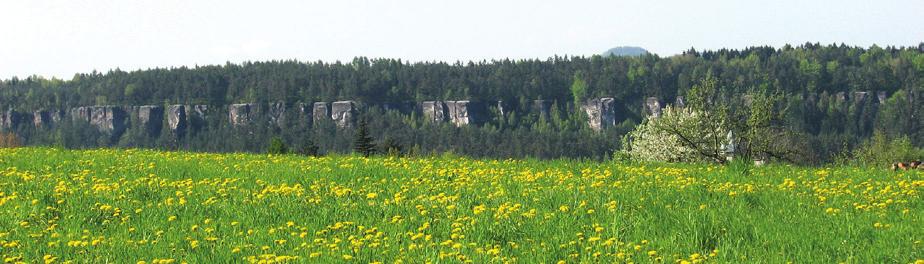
[622,105,728,163]
[623,76,807,164]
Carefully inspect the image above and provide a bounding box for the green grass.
[0,147,922,263]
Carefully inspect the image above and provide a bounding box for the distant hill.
[602,46,649,57]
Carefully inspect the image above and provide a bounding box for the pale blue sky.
[1,0,922,79]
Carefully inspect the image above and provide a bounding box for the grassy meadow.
[0,147,922,263]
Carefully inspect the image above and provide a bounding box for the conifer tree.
[352,119,376,157]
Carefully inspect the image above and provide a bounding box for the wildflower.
[473,204,486,215]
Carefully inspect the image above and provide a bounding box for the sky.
[1,0,922,79]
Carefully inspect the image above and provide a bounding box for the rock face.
[644,97,662,118]
[674,96,686,108]
[166,105,187,135]
[135,105,164,136]
[229,103,254,127]
[313,102,331,124]
[496,101,507,119]
[533,100,553,120]
[0,109,22,131]
[87,106,129,134]
[70,107,92,123]
[188,105,208,119]
[331,101,356,128]
[33,110,55,128]
[853,91,869,104]
[421,101,448,123]
[877,91,887,104]
[268,102,286,126]
[445,101,481,126]
[295,103,313,128]
[582,98,617,132]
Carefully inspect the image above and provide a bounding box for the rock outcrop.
[582,98,617,132]
[87,106,129,134]
[445,101,481,126]
[877,91,887,104]
[644,97,662,118]
[166,105,187,135]
[313,102,330,123]
[421,101,448,123]
[295,102,313,127]
[331,101,356,128]
[70,107,92,123]
[674,96,686,108]
[33,110,62,129]
[496,101,507,119]
[134,105,164,136]
[268,102,286,126]
[853,91,869,104]
[228,103,254,127]
[188,105,208,119]
[0,109,22,131]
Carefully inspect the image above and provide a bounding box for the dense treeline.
[1,43,923,162]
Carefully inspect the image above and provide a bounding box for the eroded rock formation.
[0,109,22,131]
[89,106,129,134]
[33,110,62,129]
[313,102,330,124]
[644,97,662,118]
[853,91,869,104]
[268,102,286,126]
[134,105,164,136]
[421,101,448,123]
[296,102,313,127]
[166,105,186,135]
[229,103,254,127]
[445,100,482,126]
[674,96,686,108]
[331,101,356,128]
[582,98,617,132]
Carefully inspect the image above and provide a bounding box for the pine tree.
[353,119,376,157]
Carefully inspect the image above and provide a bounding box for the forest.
[1,43,922,163]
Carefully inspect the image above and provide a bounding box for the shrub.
[839,132,923,167]
[267,137,288,155]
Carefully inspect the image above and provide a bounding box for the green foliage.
[352,119,376,157]
[1,44,922,162]
[838,132,923,167]
[297,135,320,157]
[2,147,923,262]
[379,137,403,157]
[570,70,587,107]
[267,136,288,155]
